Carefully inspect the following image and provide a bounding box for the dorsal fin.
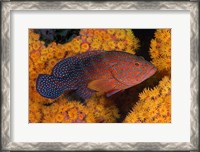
[52,51,104,78]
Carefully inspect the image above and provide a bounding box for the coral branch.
[149,29,171,73]
[124,76,171,123]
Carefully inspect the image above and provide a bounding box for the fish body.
[36,51,157,100]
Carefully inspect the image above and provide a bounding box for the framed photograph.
[1,1,199,151]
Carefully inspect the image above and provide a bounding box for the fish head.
[110,53,157,87]
[128,56,157,85]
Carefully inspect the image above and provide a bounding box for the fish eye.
[135,62,140,67]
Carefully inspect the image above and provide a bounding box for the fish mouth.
[141,66,157,82]
[147,66,157,77]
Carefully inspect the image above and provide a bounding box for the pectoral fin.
[88,79,116,93]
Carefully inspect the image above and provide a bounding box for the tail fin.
[36,74,76,99]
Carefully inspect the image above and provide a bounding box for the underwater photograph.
[29,29,171,123]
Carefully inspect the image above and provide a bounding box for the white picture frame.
[1,1,199,151]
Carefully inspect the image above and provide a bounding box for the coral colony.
[29,29,171,123]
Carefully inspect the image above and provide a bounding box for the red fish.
[36,51,157,100]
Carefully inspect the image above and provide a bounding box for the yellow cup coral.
[42,97,95,123]
[124,76,171,123]
[85,93,120,123]
[41,94,120,123]
[29,100,43,123]
[42,93,120,123]
[149,29,171,73]
[79,29,140,54]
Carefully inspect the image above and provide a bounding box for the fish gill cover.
[29,29,171,123]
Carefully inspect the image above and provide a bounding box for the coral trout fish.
[36,51,157,100]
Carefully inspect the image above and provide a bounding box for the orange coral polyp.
[68,108,78,120]
[117,41,125,50]
[94,30,100,35]
[48,58,57,67]
[55,114,65,122]
[41,48,48,55]
[55,50,65,59]
[79,113,85,120]
[32,42,41,50]
[46,52,54,60]
[30,51,40,61]
[81,43,90,50]
[91,42,101,50]
[115,30,126,40]
[103,34,112,41]
[40,55,48,62]
[107,29,116,35]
